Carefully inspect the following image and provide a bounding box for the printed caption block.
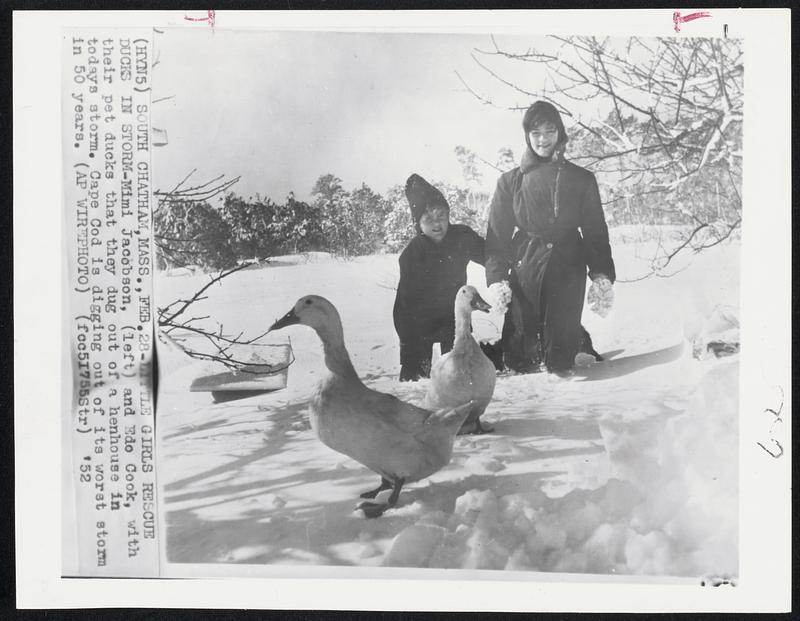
[62,31,158,577]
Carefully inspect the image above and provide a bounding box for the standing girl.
[485,101,615,375]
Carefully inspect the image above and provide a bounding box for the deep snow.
[155,230,739,578]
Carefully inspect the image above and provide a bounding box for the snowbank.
[382,360,738,576]
[156,238,740,579]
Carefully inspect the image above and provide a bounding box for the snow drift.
[156,236,739,579]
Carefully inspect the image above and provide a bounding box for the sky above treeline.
[151,29,629,204]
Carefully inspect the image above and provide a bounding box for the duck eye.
[304,299,312,305]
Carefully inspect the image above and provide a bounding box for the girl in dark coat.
[485,101,615,374]
[394,174,485,382]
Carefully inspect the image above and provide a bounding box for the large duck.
[425,285,497,434]
[269,295,473,518]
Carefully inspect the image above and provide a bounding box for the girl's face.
[419,207,449,243]
[529,122,560,160]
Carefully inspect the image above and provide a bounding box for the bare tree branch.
[460,34,742,278]
[160,261,254,326]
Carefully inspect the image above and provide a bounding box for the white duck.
[425,285,497,435]
[269,295,474,518]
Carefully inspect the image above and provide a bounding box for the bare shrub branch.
[460,35,743,277]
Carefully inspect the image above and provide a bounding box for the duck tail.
[427,400,475,436]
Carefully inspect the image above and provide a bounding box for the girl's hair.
[522,100,568,155]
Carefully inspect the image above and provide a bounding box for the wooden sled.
[189,345,292,400]
[157,330,292,401]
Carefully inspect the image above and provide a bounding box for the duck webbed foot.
[358,501,389,518]
[359,477,392,499]
[458,419,494,435]
[357,478,404,518]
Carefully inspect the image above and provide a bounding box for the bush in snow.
[311,174,392,257]
[382,180,490,252]
[154,198,237,271]
[220,192,323,259]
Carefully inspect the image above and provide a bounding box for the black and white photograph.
[11,7,791,613]
[153,27,743,577]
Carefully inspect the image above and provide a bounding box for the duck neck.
[451,309,472,355]
[316,322,359,380]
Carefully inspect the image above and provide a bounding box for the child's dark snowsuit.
[486,102,615,373]
[393,224,485,381]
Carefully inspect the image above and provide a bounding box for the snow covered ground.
[155,233,739,579]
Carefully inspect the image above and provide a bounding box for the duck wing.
[360,387,439,436]
[312,379,436,444]
[359,386,473,439]
[426,350,473,409]
[312,384,471,482]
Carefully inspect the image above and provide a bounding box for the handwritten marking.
[184,10,216,30]
[673,11,711,33]
[724,24,728,38]
[757,387,784,458]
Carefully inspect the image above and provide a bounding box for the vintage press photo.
[152,26,745,579]
[13,7,791,612]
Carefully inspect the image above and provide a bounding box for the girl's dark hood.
[522,100,568,163]
[405,173,449,233]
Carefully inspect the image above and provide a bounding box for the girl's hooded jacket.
[485,147,615,369]
[485,147,615,299]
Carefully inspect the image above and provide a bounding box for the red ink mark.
[673,11,711,33]
[184,10,216,29]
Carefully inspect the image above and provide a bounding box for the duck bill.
[470,292,492,313]
[268,308,300,332]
